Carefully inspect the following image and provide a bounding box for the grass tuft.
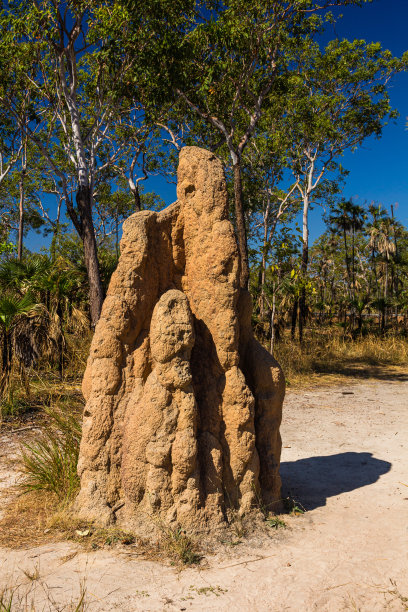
[283,496,306,515]
[266,516,286,529]
[21,564,40,582]
[20,406,81,502]
[386,579,408,610]
[157,522,201,566]
[0,589,14,612]
[226,507,246,539]
[189,585,228,597]
[0,395,31,420]
[0,580,87,612]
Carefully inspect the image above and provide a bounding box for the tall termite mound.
[77,146,285,532]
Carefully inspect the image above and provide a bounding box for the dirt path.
[0,377,407,611]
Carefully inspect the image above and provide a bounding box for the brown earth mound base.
[77,146,285,533]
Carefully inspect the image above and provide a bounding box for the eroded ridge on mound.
[77,146,285,531]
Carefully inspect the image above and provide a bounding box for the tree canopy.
[0,0,406,345]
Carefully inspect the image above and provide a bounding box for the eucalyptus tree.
[0,107,23,188]
[0,65,38,260]
[285,38,407,341]
[103,101,167,213]
[242,130,300,321]
[256,227,301,352]
[0,133,48,261]
[309,228,351,326]
[123,0,369,289]
[95,179,165,259]
[0,1,137,327]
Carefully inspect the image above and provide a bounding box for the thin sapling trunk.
[233,159,249,289]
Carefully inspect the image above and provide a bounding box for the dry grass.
[63,331,92,378]
[0,490,60,549]
[385,579,408,610]
[0,379,84,549]
[52,510,204,566]
[226,507,246,539]
[0,491,138,553]
[273,332,408,387]
[155,522,201,566]
[0,375,84,429]
[48,510,137,550]
[0,489,203,567]
[0,579,87,612]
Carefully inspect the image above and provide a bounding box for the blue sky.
[306,0,408,240]
[28,0,408,251]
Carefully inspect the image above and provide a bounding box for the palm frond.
[0,293,38,331]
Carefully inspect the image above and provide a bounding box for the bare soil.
[0,373,407,611]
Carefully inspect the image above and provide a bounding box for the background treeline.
[252,200,408,347]
[0,0,407,399]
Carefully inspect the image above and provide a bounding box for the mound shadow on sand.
[280,452,391,510]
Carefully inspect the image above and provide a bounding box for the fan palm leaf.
[0,293,38,332]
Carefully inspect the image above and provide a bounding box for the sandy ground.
[0,375,407,611]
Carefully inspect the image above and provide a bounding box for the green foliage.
[306,202,408,333]
[0,394,30,419]
[284,497,306,515]
[0,293,37,332]
[0,241,15,258]
[266,516,286,529]
[0,0,405,351]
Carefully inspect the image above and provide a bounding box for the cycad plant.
[0,256,88,380]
